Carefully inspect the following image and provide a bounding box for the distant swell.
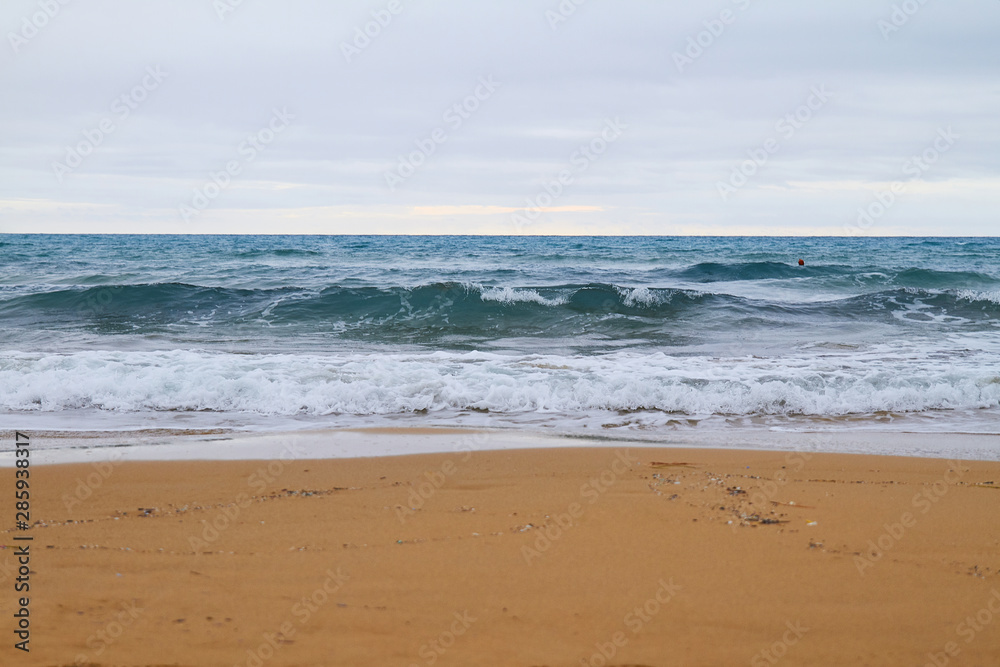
[674,261,842,282]
[672,262,999,289]
[1,282,998,336]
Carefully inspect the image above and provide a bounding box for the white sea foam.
[956,289,1000,305]
[615,286,663,307]
[476,285,565,306]
[1,349,998,423]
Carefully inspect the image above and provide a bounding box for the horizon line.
[2,232,996,238]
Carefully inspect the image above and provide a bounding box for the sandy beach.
[5,0,1000,662]
[2,439,999,666]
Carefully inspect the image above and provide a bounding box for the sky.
[1,0,998,236]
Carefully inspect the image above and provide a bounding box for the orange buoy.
[798,259,805,266]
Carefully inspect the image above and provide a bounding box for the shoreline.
[1,426,999,465]
[3,444,999,665]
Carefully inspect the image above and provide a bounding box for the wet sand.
[2,444,999,666]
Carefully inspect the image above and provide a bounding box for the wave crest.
[1,350,997,418]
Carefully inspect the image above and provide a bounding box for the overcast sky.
[1,0,998,235]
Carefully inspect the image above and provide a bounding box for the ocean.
[1,235,999,438]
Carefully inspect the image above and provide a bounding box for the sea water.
[1,235,998,438]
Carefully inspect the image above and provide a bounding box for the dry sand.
[2,444,1000,666]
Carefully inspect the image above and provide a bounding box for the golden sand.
[2,445,999,666]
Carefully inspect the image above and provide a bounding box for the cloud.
[1,0,998,235]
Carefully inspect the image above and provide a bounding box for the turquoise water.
[1,235,998,434]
